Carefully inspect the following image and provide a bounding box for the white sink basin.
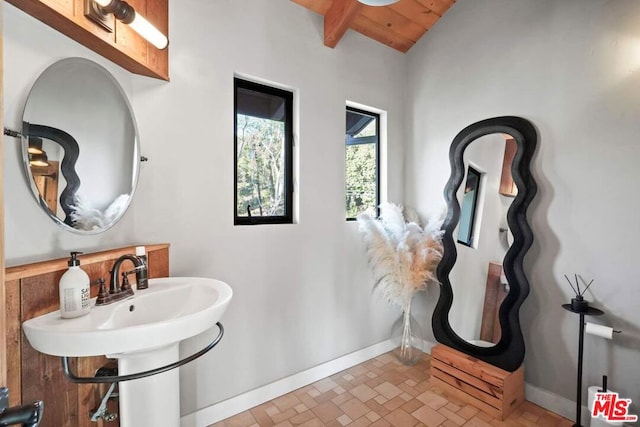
[22,277,233,357]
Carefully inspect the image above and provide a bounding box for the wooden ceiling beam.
[359,5,426,43]
[351,14,415,52]
[324,0,361,48]
[290,0,456,53]
[414,0,455,17]
[389,0,441,31]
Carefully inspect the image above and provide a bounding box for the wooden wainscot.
[430,344,525,420]
[4,244,169,427]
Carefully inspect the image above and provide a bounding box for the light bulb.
[128,12,168,50]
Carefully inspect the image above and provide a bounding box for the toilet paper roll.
[588,386,624,426]
[586,322,614,340]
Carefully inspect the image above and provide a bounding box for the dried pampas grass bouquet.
[357,202,443,308]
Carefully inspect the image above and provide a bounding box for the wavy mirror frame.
[432,116,538,372]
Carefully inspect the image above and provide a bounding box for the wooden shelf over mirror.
[6,0,169,81]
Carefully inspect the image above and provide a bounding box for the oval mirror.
[21,57,139,234]
[432,116,537,371]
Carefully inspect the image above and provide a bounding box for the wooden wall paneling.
[5,244,169,281]
[5,244,169,425]
[21,272,62,318]
[5,280,22,407]
[148,247,170,278]
[21,344,79,427]
[21,274,79,427]
[77,357,119,427]
[83,257,134,296]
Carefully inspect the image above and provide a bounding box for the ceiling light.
[358,0,399,6]
[87,0,168,50]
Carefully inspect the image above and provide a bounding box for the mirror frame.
[432,116,538,372]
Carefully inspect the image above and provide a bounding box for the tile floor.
[211,351,573,427]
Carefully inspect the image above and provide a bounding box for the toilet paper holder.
[561,274,614,427]
[584,322,622,337]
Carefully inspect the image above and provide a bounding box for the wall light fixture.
[28,138,45,155]
[29,152,50,168]
[85,0,168,50]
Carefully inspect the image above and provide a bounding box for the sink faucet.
[96,254,148,306]
[110,254,148,292]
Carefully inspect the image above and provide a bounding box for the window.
[345,106,380,220]
[234,78,293,225]
[457,166,482,247]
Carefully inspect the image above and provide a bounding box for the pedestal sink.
[22,277,232,427]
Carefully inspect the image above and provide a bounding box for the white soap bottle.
[59,251,91,318]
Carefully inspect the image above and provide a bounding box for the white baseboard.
[181,339,580,427]
[181,339,397,427]
[525,383,585,423]
[421,338,437,354]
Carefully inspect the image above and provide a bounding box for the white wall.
[3,0,408,418]
[407,0,640,412]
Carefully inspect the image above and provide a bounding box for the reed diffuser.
[564,274,594,312]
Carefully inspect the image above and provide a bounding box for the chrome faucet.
[96,254,148,306]
[0,402,44,427]
[0,388,43,427]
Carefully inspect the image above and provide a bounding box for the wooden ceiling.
[291,0,456,53]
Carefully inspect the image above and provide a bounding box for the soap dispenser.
[59,251,91,318]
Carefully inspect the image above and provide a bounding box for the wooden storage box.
[430,344,525,420]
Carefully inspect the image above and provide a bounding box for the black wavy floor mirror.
[432,116,538,372]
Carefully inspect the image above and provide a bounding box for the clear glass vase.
[391,296,423,365]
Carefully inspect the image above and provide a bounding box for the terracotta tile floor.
[211,351,573,427]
